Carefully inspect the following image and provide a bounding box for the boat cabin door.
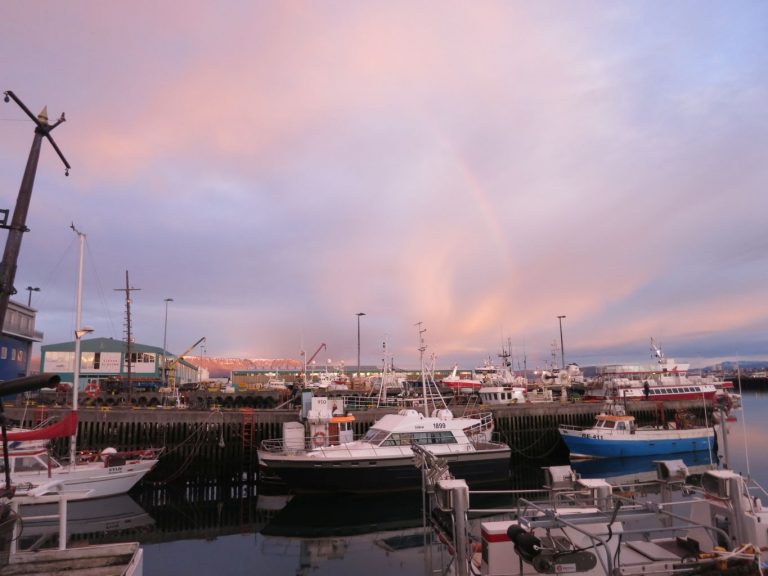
[328,416,356,445]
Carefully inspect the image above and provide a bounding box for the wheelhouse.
[593,414,636,433]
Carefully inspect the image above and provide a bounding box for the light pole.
[557,315,566,369]
[26,286,40,307]
[356,312,366,382]
[162,298,173,385]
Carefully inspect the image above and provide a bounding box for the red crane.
[304,343,327,367]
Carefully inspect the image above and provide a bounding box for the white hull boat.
[6,446,160,500]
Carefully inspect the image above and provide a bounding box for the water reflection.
[261,491,425,538]
[15,494,155,551]
[257,491,432,576]
[6,451,728,575]
[571,450,717,484]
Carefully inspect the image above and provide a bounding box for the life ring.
[85,382,100,398]
[312,431,326,446]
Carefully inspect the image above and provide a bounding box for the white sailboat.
[3,226,161,501]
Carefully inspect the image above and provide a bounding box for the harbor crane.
[301,343,326,384]
[162,336,206,393]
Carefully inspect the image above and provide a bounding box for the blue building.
[0,300,42,380]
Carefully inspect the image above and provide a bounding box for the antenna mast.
[114,271,141,395]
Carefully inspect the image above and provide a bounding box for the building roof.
[41,337,167,355]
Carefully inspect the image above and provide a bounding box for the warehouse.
[41,336,200,391]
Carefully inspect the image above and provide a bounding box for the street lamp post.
[356,312,366,382]
[26,286,40,307]
[162,298,173,385]
[557,315,566,369]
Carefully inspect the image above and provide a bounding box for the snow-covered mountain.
[182,356,303,378]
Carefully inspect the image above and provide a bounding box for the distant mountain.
[183,356,303,378]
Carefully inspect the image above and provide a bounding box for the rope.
[160,410,225,483]
[506,430,562,458]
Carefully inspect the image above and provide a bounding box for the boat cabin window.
[13,456,47,473]
[598,419,616,429]
[379,431,457,446]
[615,421,627,431]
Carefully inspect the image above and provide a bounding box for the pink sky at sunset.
[1,2,767,370]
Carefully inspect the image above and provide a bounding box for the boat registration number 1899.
[433,422,447,429]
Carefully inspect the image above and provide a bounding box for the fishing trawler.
[581,339,733,403]
[558,403,715,459]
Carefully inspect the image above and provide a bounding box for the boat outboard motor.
[506,525,598,574]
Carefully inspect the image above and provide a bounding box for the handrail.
[9,490,92,553]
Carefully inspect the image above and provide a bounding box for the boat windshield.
[7,454,51,473]
[362,428,390,444]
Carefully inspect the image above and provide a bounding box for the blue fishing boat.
[558,407,715,459]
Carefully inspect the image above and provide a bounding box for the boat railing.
[339,392,449,412]
[557,423,584,432]
[465,487,737,575]
[462,411,495,441]
[513,493,733,575]
[259,437,421,458]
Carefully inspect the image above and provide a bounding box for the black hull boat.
[260,445,511,494]
[259,334,512,494]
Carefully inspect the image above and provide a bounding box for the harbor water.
[25,390,768,576]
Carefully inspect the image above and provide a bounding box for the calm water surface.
[36,391,768,576]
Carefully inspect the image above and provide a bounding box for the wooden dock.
[4,399,711,482]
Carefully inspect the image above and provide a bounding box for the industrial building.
[41,337,200,391]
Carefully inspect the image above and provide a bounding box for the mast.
[114,271,140,399]
[69,225,89,470]
[377,341,388,408]
[416,322,429,417]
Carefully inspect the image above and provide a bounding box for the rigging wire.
[83,236,118,338]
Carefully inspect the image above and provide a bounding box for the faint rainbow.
[448,146,508,266]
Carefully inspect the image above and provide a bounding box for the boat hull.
[14,458,159,500]
[259,448,511,493]
[559,428,715,459]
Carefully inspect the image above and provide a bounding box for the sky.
[1,2,767,372]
